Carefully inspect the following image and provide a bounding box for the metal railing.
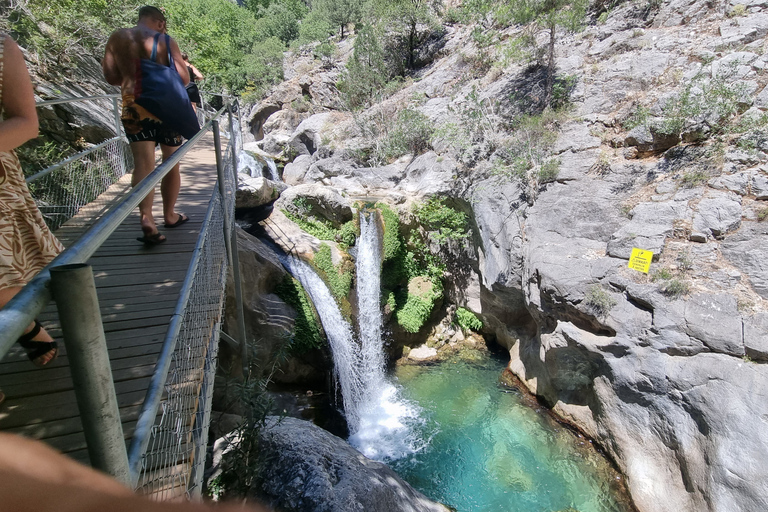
[0,96,245,499]
[30,95,132,232]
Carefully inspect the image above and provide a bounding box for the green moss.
[396,293,435,333]
[456,307,483,332]
[274,275,324,353]
[282,208,338,240]
[312,244,354,300]
[376,202,402,262]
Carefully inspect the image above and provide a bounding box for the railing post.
[49,263,130,485]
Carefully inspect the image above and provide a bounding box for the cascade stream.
[280,211,422,461]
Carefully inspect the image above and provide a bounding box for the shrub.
[680,170,709,188]
[660,278,689,299]
[374,108,434,162]
[651,268,674,281]
[584,284,616,316]
[396,292,435,333]
[758,207,768,222]
[274,275,324,353]
[313,244,354,299]
[377,202,402,262]
[412,197,469,244]
[456,307,482,332]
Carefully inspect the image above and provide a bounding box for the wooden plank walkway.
[0,133,221,464]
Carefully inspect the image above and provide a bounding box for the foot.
[17,321,57,367]
[163,213,189,228]
[137,231,167,246]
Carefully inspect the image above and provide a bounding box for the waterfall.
[347,211,424,461]
[279,211,423,462]
[265,158,280,181]
[280,255,366,428]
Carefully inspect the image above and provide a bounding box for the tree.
[369,0,441,73]
[339,24,387,108]
[310,0,363,39]
[509,0,587,106]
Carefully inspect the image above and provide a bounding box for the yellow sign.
[628,247,653,274]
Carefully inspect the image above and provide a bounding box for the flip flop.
[137,232,167,246]
[17,320,58,367]
[164,213,190,228]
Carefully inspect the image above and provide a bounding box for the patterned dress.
[0,34,63,290]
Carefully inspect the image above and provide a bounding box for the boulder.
[236,176,287,209]
[276,183,353,227]
[252,417,450,512]
[721,222,768,299]
[692,193,743,239]
[288,113,332,157]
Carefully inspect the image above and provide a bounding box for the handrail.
[0,105,228,359]
[127,166,221,483]
[36,94,120,107]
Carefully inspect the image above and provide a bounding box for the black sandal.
[17,320,58,367]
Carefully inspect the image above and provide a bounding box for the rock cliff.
[241,1,768,511]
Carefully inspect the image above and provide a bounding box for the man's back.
[103,23,188,97]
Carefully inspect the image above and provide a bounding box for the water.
[391,352,631,512]
[279,255,366,426]
[348,212,423,460]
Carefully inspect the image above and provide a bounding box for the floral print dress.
[0,34,63,290]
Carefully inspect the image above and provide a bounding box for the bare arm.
[0,36,38,152]
[169,37,189,85]
[102,31,123,86]
[0,432,273,512]
[189,63,204,81]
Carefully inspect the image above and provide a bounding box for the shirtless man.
[102,6,191,245]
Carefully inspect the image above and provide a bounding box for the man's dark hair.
[138,5,165,23]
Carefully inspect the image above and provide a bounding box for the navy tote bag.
[135,33,200,139]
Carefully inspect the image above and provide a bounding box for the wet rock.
[252,417,450,512]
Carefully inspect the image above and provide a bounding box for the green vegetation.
[758,207,768,222]
[680,170,709,188]
[338,24,388,109]
[584,284,616,317]
[660,278,690,299]
[312,244,354,300]
[282,197,357,248]
[378,198,470,333]
[651,268,674,281]
[375,109,434,161]
[651,266,690,299]
[274,275,325,353]
[456,307,483,332]
[503,0,588,106]
[412,196,470,244]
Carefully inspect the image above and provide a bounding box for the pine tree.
[312,0,364,39]
[510,0,587,106]
[340,25,387,108]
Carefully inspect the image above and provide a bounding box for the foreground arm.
[0,36,38,152]
[0,433,272,512]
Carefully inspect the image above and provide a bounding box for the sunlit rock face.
[239,1,768,511]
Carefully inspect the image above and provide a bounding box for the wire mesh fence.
[134,107,240,500]
[27,136,133,232]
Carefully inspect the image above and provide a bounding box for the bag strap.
[150,32,161,62]
[165,34,174,69]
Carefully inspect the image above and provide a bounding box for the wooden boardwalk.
[0,133,220,464]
